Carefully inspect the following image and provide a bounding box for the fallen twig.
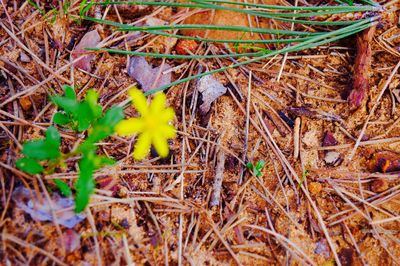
[348,26,376,110]
[210,150,226,208]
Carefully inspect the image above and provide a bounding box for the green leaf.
[21,127,61,160]
[22,140,60,160]
[246,162,253,170]
[45,126,61,147]
[74,90,102,132]
[86,106,124,143]
[63,85,76,100]
[94,156,115,168]
[16,158,44,174]
[53,112,70,125]
[246,160,266,177]
[255,160,266,171]
[85,90,101,113]
[51,96,80,115]
[54,179,72,196]
[74,151,96,213]
[102,106,124,127]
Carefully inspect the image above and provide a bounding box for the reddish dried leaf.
[368,150,400,173]
[338,248,354,266]
[322,131,342,166]
[322,131,338,147]
[127,56,171,92]
[71,30,101,72]
[61,229,81,253]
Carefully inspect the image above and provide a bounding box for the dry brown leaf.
[71,30,101,72]
[197,75,227,114]
[127,56,171,92]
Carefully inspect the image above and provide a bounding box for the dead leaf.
[314,239,330,259]
[60,229,81,253]
[127,56,171,92]
[287,107,343,123]
[12,186,86,228]
[368,150,400,173]
[197,75,227,114]
[322,131,342,166]
[322,131,338,147]
[71,30,101,72]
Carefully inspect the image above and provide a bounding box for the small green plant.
[16,85,124,212]
[246,160,266,177]
[28,0,81,24]
[298,167,310,189]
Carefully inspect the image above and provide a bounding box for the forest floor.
[1,1,400,265]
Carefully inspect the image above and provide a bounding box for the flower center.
[144,114,158,131]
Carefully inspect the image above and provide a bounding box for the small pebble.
[324,151,343,166]
[20,52,30,63]
[309,182,322,195]
[19,96,32,110]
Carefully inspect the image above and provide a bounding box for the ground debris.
[175,40,198,55]
[348,26,376,110]
[71,30,101,72]
[210,150,226,207]
[12,186,86,228]
[370,178,389,193]
[367,150,400,173]
[127,56,171,92]
[59,229,81,253]
[197,75,227,114]
[322,131,343,166]
[287,106,343,123]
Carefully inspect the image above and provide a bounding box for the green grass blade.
[89,1,380,11]
[84,16,326,36]
[87,48,265,59]
[143,18,377,96]
[115,24,323,36]
[190,0,378,18]
[196,0,380,9]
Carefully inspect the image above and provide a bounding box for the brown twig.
[348,26,376,110]
[210,149,226,208]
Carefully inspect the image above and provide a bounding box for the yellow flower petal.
[115,118,143,136]
[149,92,166,114]
[128,88,148,115]
[133,131,152,160]
[152,133,169,158]
[160,107,175,123]
[159,124,176,139]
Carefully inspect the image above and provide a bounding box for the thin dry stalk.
[210,149,226,207]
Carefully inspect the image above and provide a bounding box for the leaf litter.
[12,187,86,228]
[127,56,171,92]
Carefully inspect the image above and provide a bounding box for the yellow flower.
[115,88,176,160]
